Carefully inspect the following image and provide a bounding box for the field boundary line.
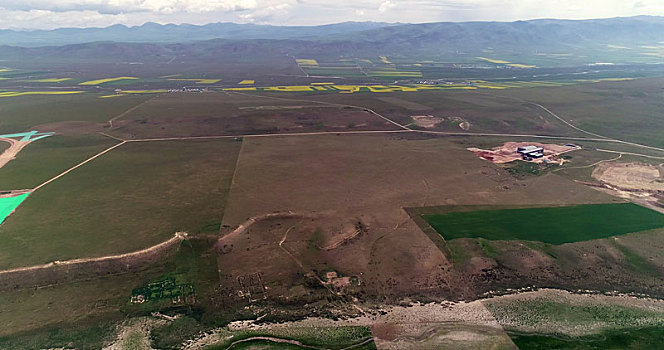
[218,137,246,232]
[530,102,608,139]
[227,91,410,130]
[596,148,664,159]
[107,95,159,128]
[126,130,410,143]
[554,153,622,172]
[215,211,307,246]
[33,140,127,191]
[0,232,186,276]
[98,131,125,141]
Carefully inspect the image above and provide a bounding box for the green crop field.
[423,203,664,244]
[510,327,664,349]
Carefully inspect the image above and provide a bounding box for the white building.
[517,145,544,159]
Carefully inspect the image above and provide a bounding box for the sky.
[1,0,663,30]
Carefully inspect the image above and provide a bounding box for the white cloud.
[1,0,664,30]
[378,0,396,13]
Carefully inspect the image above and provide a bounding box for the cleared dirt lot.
[468,141,578,164]
[593,162,664,191]
[0,137,29,169]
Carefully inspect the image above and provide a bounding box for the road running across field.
[30,91,664,196]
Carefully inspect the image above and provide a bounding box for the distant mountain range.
[1,16,663,67]
[0,22,395,47]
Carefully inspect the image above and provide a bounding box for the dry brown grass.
[219,134,613,299]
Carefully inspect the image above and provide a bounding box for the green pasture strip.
[510,326,664,349]
[0,193,29,224]
[423,203,664,244]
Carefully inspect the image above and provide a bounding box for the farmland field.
[510,327,664,350]
[0,93,150,132]
[423,203,664,244]
[0,139,240,269]
[2,41,664,348]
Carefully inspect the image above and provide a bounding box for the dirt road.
[0,232,187,277]
[0,137,31,169]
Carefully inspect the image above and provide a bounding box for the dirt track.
[0,137,31,169]
[0,232,187,291]
[214,211,308,249]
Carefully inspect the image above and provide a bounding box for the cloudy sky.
[1,0,663,30]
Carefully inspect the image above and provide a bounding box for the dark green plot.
[423,203,664,244]
[511,327,664,349]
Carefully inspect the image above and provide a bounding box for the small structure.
[517,145,544,160]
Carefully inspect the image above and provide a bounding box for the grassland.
[485,289,664,348]
[0,91,83,97]
[0,139,240,269]
[204,326,376,350]
[0,135,116,189]
[3,73,664,347]
[493,78,664,148]
[220,134,613,300]
[0,237,220,346]
[423,203,664,244]
[108,92,399,138]
[510,327,664,349]
[0,93,150,132]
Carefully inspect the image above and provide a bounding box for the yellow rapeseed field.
[0,91,84,97]
[296,59,319,66]
[217,79,605,94]
[30,78,72,83]
[168,78,220,84]
[120,90,168,94]
[223,87,258,91]
[507,63,536,68]
[79,77,139,85]
[99,94,128,98]
[476,57,511,64]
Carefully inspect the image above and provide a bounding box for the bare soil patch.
[0,138,30,169]
[411,115,444,128]
[199,300,514,350]
[592,162,664,192]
